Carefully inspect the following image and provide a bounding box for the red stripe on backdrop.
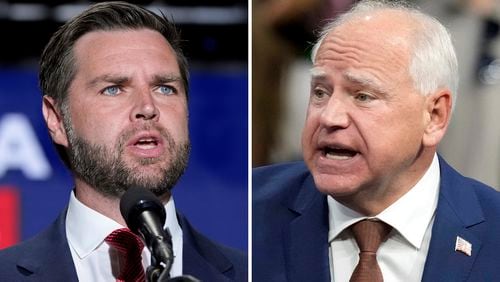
[0,186,20,249]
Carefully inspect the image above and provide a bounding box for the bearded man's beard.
[63,118,190,198]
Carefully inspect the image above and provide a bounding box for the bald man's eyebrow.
[343,72,389,95]
[310,67,390,97]
[310,67,328,80]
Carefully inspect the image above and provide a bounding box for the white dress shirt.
[66,191,183,282]
[328,154,441,282]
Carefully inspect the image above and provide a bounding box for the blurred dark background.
[0,0,247,66]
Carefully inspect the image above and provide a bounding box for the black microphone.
[120,187,174,279]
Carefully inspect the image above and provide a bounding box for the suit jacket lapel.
[179,214,234,281]
[16,210,78,281]
[422,158,484,282]
[283,174,330,282]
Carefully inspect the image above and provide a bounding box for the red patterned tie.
[349,219,392,282]
[105,228,146,282]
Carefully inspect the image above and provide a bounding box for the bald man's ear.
[42,96,69,148]
[422,89,452,147]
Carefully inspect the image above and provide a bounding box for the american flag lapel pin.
[455,236,472,256]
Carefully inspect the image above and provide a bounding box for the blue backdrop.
[0,67,248,251]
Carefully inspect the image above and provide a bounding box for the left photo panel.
[0,1,248,281]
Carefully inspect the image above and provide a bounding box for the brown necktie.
[105,228,146,282]
[349,219,392,282]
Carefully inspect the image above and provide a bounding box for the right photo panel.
[252,0,500,281]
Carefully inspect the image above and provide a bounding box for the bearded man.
[0,2,247,281]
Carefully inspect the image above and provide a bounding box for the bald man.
[253,1,500,281]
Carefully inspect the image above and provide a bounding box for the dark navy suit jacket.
[0,211,247,282]
[253,157,500,281]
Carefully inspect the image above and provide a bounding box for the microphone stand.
[147,258,200,282]
[146,257,173,282]
[146,229,200,282]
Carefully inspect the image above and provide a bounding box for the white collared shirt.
[66,191,183,281]
[328,154,441,282]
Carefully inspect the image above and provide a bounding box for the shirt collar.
[66,190,182,259]
[328,154,441,249]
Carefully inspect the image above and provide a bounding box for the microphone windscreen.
[119,187,166,232]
